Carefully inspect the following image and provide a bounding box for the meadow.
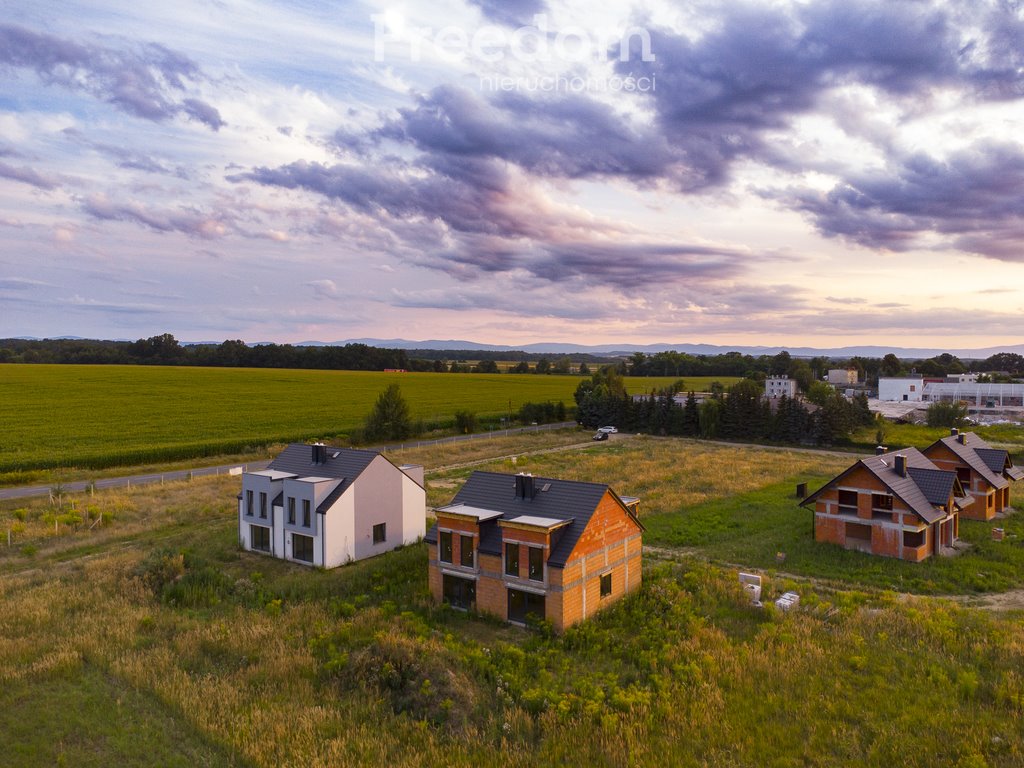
[851,422,1024,456]
[1,460,1022,767]
[0,364,719,477]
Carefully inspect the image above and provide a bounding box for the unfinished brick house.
[922,429,1023,520]
[801,448,968,562]
[425,471,643,631]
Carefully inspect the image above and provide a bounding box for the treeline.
[2,336,1021,379]
[575,369,874,445]
[0,335,408,370]
[625,350,1024,381]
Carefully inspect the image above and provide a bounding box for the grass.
[426,435,1024,595]
[0,664,246,768]
[0,435,1023,766]
[852,422,1024,457]
[0,472,1022,766]
[0,365,697,476]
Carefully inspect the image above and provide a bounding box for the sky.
[2,0,1024,349]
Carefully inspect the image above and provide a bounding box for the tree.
[364,384,412,441]
[880,353,903,377]
[510,361,531,373]
[578,362,590,376]
[926,401,969,428]
[454,410,477,434]
[535,358,551,374]
[475,359,499,373]
[805,380,835,407]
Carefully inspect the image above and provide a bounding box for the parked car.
[597,426,618,434]
[592,432,609,441]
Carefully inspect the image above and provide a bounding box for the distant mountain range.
[9,336,1023,359]
[335,338,1024,360]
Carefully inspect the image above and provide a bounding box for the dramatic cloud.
[781,141,1024,258]
[0,24,224,130]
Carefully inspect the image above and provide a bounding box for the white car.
[597,426,618,434]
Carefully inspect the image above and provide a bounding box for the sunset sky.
[2,0,1024,349]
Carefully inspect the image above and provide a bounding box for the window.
[504,542,519,577]
[528,546,544,581]
[903,529,925,548]
[259,492,267,519]
[246,490,253,516]
[287,497,296,525]
[460,534,474,567]
[250,525,271,552]
[292,533,314,562]
[302,499,311,528]
[442,574,476,610]
[507,588,545,624]
[600,572,612,598]
[872,494,893,510]
[837,490,858,514]
[373,523,386,544]
[439,531,453,563]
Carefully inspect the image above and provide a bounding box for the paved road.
[0,421,580,501]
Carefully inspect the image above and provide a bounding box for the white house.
[878,377,925,402]
[238,443,425,567]
[765,375,797,399]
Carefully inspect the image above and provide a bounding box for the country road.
[0,421,579,501]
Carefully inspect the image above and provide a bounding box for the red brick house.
[425,471,643,631]
[801,448,968,562]
[922,429,1023,520]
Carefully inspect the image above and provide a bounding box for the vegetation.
[364,384,413,441]
[1,460,1023,766]
[574,369,873,444]
[927,401,971,428]
[0,365,682,477]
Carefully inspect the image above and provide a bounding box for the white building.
[765,375,797,399]
[827,368,859,385]
[878,377,926,402]
[238,443,425,567]
[945,373,979,384]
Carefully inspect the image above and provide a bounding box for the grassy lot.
[0,365,710,477]
[427,436,1024,595]
[0,471,1022,766]
[852,422,1024,457]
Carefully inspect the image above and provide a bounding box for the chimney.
[950,427,959,437]
[958,433,968,445]
[311,443,326,464]
[894,454,907,477]
[875,446,888,455]
[514,472,535,500]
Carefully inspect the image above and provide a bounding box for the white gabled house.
[238,443,425,567]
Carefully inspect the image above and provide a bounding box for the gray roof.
[427,471,642,568]
[974,447,1023,481]
[266,443,380,510]
[802,447,959,525]
[928,434,1008,490]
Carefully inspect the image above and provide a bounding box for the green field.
[0,365,719,474]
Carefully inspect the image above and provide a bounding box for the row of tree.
[3,335,1021,378]
[574,368,874,444]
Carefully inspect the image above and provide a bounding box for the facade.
[238,443,425,567]
[827,368,859,385]
[922,430,1023,520]
[425,471,643,631]
[877,376,926,402]
[801,448,967,562]
[765,375,798,399]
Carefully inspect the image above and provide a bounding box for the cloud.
[467,0,547,27]
[0,23,224,130]
[307,279,339,299]
[0,160,58,190]
[82,194,229,238]
[0,277,53,290]
[779,140,1024,259]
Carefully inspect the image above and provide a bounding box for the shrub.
[454,410,477,434]
[927,401,969,428]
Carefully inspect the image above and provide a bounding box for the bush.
[454,410,477,434]
[927,401,969,428]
